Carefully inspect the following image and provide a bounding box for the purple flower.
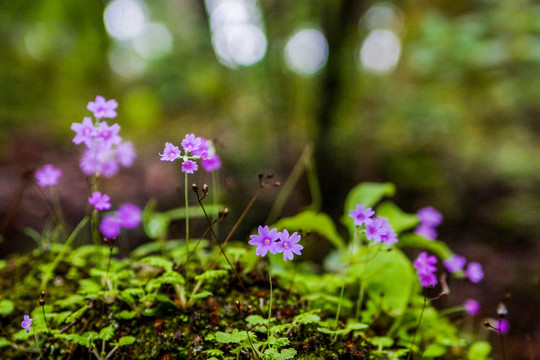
[80,145,119,178]
[466,262,484,283]
[415,224,437,240]
[182,160,198,174]
[116,141,136,167]
[365,217,384,243]
[417,206,443,227]
[21,315,32,333]
[117,203,141,228]
[378,217,398,245]
[276,229,303,261]
[159,142,181,161]
[100,215,121,238]
[444,254,466,273]
[71,117,97,147]
[96,122,122,148]
[464,299,480,315]
[88,191,111,210]
[87,96,118,119]
[248,225,281,257]
[35,164,62,187]
[181,134,202,153]
[349,204,375,227]
[413,252,438,287]
[202,155,222,172]
[192,137,210,158]
[495,319,510,334]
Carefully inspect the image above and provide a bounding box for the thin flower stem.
[407,296,428,360]
[333,228,357,342]
[185,172,190,263]
[32,326,43,359]
[499,323,507,360]
[266,263,273,348]
[41,305,51,335]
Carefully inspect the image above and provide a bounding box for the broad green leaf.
[293,311,321,325]
[468,341,491,360]
[396,233,453,260]
[0,299,14,315]
[246,315,267,327]
[343,182,396,237]
[264,348,297,360]
[189,291,213,300]
[352,246,415,317]
[215,329,249,344]
[116,336,136,346]
[139,256,173,273]
[375,201,419,233]
[0,337,10,347]
[98,324,115,341]
[195,269,228,281]
[274,210,346,251]
[371,336,394,348]
[115,310,137,320]
[157,271,185,286]
[423,344,447,357]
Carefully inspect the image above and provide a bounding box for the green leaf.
[0,337,10,347]
[66,305,88,323]
[468,341,491,360]
[195,269,229,281]
[98,324,115,341]
[55,333,91,347]
[274,210,346,251]
[351,246,415,317]
[189,291,213,300]
[396,233,453,260]
[204,349,224,356]
[375,201,419,233]
[371,336,394,348]
[264,348,297,360]
[139,256,173,273]
[156,271,185,286]
[214,329,253,344]
[423,344,447,357]
[115,336,136,346]
[246,315,268,327]
[0,299,14,316]
[293,311,321,325]
[115,310,137,320]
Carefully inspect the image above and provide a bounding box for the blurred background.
[1,0,539,358]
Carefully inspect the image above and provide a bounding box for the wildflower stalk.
[184,171,190,262]
[333,227,357,342]
[407,296,428,360]
[266,259,273,349]
[32,326,43,359]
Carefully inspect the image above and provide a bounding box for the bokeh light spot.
[359,29,401,74]
[284,28,329,76]
[104,0,147,41]
[133,23,173,59]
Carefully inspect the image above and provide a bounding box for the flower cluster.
[415,206,443,240]
[99,203,141,238]
[349,204,398,245]
[71,96,136,178]
[159,134,221,173]
[35,164,62,187]
[248,226,303,261]
[413,251,438,287]
[88,191,111,210]
[443,254,484,283]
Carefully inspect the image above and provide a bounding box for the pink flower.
[444,254,466,273]
[349,204,375,227]
[71,117,97,147]
[417,207,443,227]
[464,299,480,315]
[495,319,510,334]
[202,155,221,172]
[116,141,136,167]
[181,160,198,174]
[100,215,121,238]
[21,315,32,333]
[248,225,281,257]
[181,134,202,153]
[88,191,111,210]
[276,229,303,261]
[96,122,122,148]
[415,224,437,240]
[466,262,484,283]
[35,164,62,187]
[159,142,181,161]
[117,203,141,228]
[413,252,438,287]
[87,96,118,119]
